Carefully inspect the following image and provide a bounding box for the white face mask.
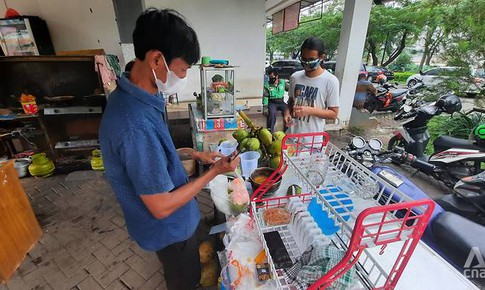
[152,57,187,95]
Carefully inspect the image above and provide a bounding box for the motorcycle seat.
[433,135,485,152]
[390,89,408,97]
[432,212,485,270]
[460,171,485,187]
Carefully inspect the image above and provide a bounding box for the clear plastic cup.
[217,140,238,156]
[239,151,260,178]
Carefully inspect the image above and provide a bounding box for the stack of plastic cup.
[239,151,260,178]
[217,141,238,156]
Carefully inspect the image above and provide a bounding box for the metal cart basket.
[250,132,435,289]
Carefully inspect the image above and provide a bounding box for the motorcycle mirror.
[403,104,412,113]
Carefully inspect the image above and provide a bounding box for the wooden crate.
[0,161,42,283]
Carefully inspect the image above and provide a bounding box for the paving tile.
[110,215,125,227]
[66,244,92,263]
[17,256,38,276]
[44,267,88,290]
[49,184,66,197]
[105,279,130,290]
[111,240,133,257]
[52,225,87,248]
[97,262,130,288]
[20,259,56,288]
[119,269,146,289]
[42,267,68,289]
[91,217,118,234]
[84,259,108,280]
[3,275,28,290]
[54,250,92,279]
[33,246,65,268]
[92,244,117,267]
[33,283,54,290]
[111,228,130,243]
[82,240,104,254]
[125,254,159,280]
[99,234,122,250]
[77,276,103,290]
[112,248,135,265]
[35,196,57,213]
[139,272,166,290]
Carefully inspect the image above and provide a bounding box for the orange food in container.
[20,94,38,114]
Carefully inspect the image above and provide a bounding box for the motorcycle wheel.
[364,101,377,113]
[388,135,407,150]
[407,79,417,89]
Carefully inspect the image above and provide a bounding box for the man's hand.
[284,111,293,127]
[210,156,240,175]
[293,105,312,118]
[263,106,268,116]
[192,151,222,164]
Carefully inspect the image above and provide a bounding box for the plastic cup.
[239,151,260,178]
[201,56,211,65]
[217,140,237,156]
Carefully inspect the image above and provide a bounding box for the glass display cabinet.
[199,66,235,119]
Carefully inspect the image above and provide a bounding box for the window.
[273,61,283,67]
[424,69,439,76]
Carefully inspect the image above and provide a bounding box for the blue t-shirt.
[99,75,200,251]
[354,79,373,102]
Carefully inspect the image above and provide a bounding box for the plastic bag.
[209,175,250,216]
[225,214,263,290]
[209,175,232,215]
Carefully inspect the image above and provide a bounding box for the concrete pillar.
[334,0,373,127]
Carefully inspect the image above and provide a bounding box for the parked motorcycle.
[339,136,485,287]
[364,80,424,113]
[388,94,485,187]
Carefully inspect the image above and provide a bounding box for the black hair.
[300,36,325,56]
[132,8,200,65]
[125,60,135,72]
[266,67,279,76]
[212,74,224,82]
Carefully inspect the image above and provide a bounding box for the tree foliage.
[266,8,343,60]
[267,0,485,73]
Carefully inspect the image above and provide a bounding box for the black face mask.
[269,77,277,84]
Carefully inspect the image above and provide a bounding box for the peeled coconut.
[199,240,215,264]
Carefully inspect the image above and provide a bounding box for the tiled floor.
[1,172,217,290]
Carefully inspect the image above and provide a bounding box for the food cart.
[217,132,477,289]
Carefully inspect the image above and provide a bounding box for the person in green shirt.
[263,68,288,132]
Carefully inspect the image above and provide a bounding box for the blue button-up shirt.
[99,75,199,251]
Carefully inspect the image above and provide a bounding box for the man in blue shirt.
[99,9,239,290]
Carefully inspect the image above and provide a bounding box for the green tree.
[443,0,485,61]
[411,1,449,70]
[365,4,421,67]
[388,52,412,72]
[266,9,343,60]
